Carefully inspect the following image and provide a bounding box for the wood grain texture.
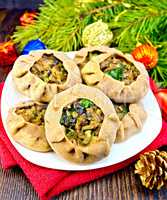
[0,163,167,200]
[0,9,7,23]
[0,9,166,200]
[0,9,23,42]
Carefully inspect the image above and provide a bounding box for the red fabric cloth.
[0,81,166,200]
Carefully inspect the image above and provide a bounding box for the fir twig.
[12,0,167,87]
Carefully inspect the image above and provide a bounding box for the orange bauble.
[132,44,158,70]
[20,11,37,26]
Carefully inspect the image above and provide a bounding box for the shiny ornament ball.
[0,41,17,67]
[132,44,158,70]
[20,11,37,26]
[22,39,46,55]
[82,20,113,47]
[155,89,167,120]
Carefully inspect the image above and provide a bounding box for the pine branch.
[88,2,121,15]
[12,0,123,51]
[12,0,167,87]
[13,0,84,51]
[108,0,167,87]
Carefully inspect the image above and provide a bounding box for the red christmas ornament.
[155,89,167,121]
[131,44,158,70]
[150,79,167,121]
[0,41,17,67]
[20,11,37,26]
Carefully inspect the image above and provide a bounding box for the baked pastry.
[12,50,82,102]
[7,101,51,152]
[113,102,147,142]
[45,84,120,163]
[81,48,149,103]
[74,46,111,69]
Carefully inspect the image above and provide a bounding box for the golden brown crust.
[115,103,147,143]
[81,48,149,103]
[45,84,120,163]
[7,101,51,152]
[74,46,111,68]
[12,50,82,102]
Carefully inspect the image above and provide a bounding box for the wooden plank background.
[0,1,43,9]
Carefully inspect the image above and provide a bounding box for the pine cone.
[135,150,167,190]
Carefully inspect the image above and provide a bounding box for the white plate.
[1,52,162,171]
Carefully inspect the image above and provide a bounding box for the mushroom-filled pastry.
[7,101,51,152]
[81,48,149,103]
[45,84,120,163]
[12,50,82,102]
[113,102,147,143]
[74,46,111,69]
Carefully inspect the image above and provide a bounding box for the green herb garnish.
[105,65,123,81]
[79,99,94,108]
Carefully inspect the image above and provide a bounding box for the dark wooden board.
[0,163,167,200]
[0,1,43,9]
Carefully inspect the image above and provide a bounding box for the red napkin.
[0,81,167,200]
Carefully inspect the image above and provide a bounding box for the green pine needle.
[13,0,167,87]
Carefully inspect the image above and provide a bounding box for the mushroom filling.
[60,99,104,146]
[100,55,140,85]
[113,103,129,120]
[15,103,47,126]
[30,53,68,84]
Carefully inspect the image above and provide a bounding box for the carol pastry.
[12,50,82,102]
[114,102,147,142]
[74,46,111,69]
[81,48,149,103]
[45,84,120,163]
[7,101,51,152]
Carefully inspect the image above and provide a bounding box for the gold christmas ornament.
[135,150,167,190]
[82,20,113,47]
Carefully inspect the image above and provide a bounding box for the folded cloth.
[0,81,166,200]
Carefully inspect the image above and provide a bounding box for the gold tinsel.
[135,150,167,190]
